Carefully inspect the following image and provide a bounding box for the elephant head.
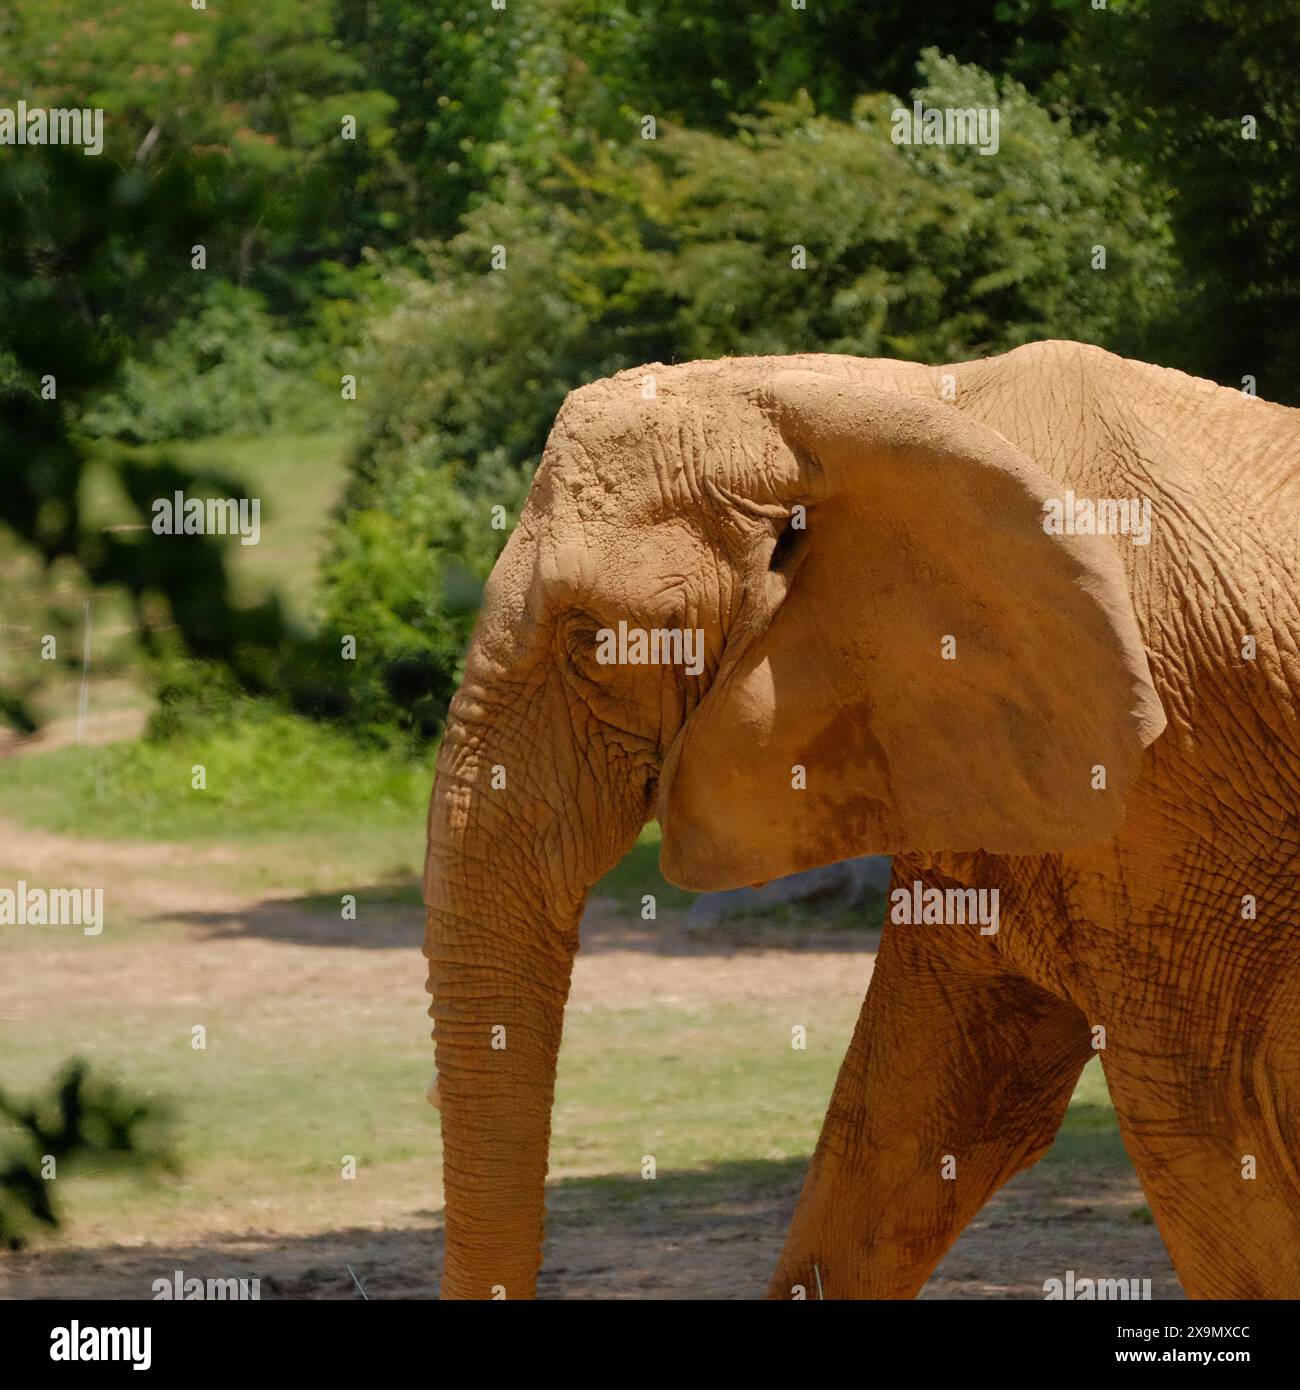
[423,353,1166,1298]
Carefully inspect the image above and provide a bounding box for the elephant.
[422,339,1300,1300]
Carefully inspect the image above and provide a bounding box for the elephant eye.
[563,620,603,669]
[769,514,808,573]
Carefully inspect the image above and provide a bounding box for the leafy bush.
[321,53,1176,736]
[1,1063,173,1249]
[80,284,330,443]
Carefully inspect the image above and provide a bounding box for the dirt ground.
[0,813,1181,1300]
[1,1159,1180,1300]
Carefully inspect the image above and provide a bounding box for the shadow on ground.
[171,889,880,956]
[1,1156,1180,1300]
[171,886,425,949]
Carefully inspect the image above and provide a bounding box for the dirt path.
[1,1156,1179,1299]
[0,707,149,759]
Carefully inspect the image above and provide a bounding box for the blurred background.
[0,0,1295,1296]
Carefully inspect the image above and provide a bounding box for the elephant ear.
[657,369,1166,891]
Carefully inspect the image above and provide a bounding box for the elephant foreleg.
[768,918,1093,1299]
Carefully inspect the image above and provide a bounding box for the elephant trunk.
[423,709,582,1300]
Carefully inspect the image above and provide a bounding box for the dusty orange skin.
[423,341,1300,1299]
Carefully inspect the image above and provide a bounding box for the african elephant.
[422,340,1300,1299]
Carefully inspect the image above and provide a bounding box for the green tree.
[565,0,1073,131]
[1061,0,1300,401]
[0,0,401,310]
[0,142,344,732]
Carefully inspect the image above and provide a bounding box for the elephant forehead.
[538,377,785,525]
[534,520,724,622]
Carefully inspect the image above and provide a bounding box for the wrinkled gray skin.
[424,341,1300,1300]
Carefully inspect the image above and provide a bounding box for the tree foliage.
[0,142,344,731]
[1060,0,1300,400]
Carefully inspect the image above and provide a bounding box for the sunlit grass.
[0,713,434,846]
